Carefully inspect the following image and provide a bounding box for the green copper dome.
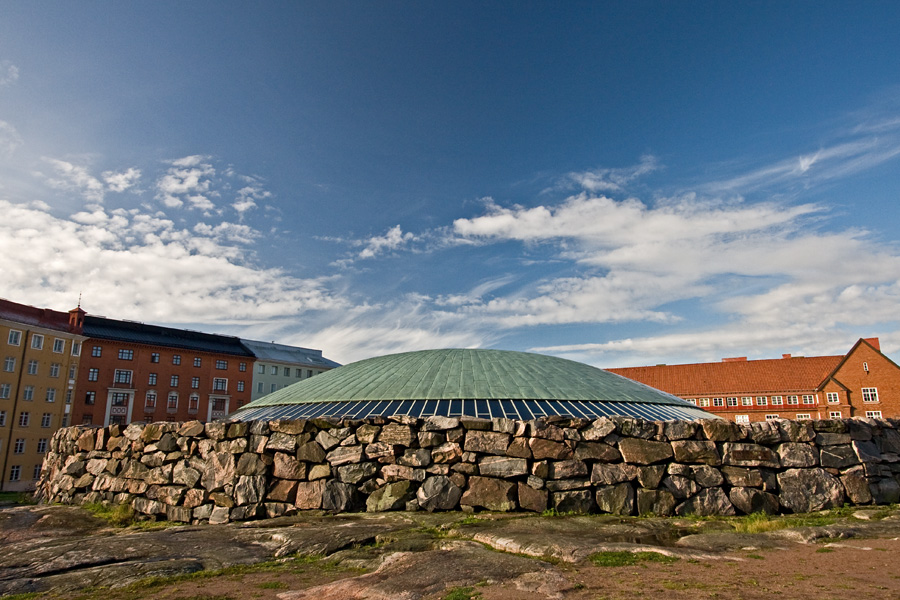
[230,349,712,421]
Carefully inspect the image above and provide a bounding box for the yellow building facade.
[0,300,85,491]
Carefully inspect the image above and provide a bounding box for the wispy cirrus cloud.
[356,225,417,260]
[0,121,22,156]
[563,154,660,193]
[0,61,18,87]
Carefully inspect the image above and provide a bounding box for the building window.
[188,394,199,412]
[698,398,710,407]
[735,415,750,424]
[257,364,265,374]
[827,392,839,404]
[37,438,47,454]
[212,398,226,412]
[172,354,181,365]
[755,396,767,406]
[22,386,34,401]
[684,398,696,405]
[191,376,200,389]
[82,414,93,425]
[71,342,81,356]
[69,365,77,379]
[296,368,302,378]
[65,390,72,404]
[280,366,288,376]
[796,413,811,420]
[802,395,815,405]
[33,464,41,480]
[27,360,38,375]
[167,393,178,410]
[88,368,99,382]
[170,375,179,387]
[14,439,24,453]
[829,411,842,418]
[7,330,21,346]
[118,349,133,360]
[111,392,129,407]
[257,382,264,393]
[0,410,5,426]
[307,370,314,378]
[193,357,202,367]
[787,395,799,405]
[9,465,20,481]
[239,362,246,372]
[237,380,244,392]
[151,353,160,363]
[148,373,157,385]
[270,365,278,375]
[215,359,227,370]
[866,410,883,418]
[4,357,15,372]
[85,391,95,405]
[712,398,724,407]
[726,397,738,407]
[40,413,51,427]
[91,345,102,357]
[114,370,132,385]
[45,388,56,402]
[53,338,65,353]
[771,396,783,405]
[49,363,60,377]
[862,388,879,403]
[741,397,752,406]
[146,391,157,408]
[270,383,277,393]
[863,362,869,372]
[0,384,9,399]
[31,334,43,350]
[18,412,29,427]
[213,378,227,392]
[61,413,69,427]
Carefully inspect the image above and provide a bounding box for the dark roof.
[231,348,714,421]
[240,339,341,369]
[0,298,77,333]
[83,315,253,357]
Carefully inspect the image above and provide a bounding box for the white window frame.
[735,414,750,424]
[9,465,20,481]
[787,395,799,405]
[0,384,9,399]
[741,397,753,406]
[114,369,132,385]
[862,387,879,403]
[699,398,710,407]
[52,338,65,353]
[22,386,34,401]
[213,378,228,392]
[49,363,60,378]
[3,356,15,372]
[726,397,738,407]
[167,392,178,410]
[45,388,56,402]
[713,398,724,407]
[7,330,21,346]
[40,413,51,428]
[765,414,780,421]
[146,391,157,409]
[36,438,47,454]
[796,413,811,420]
[770,395,783,405]
[27,360,38,375]
[826,392,839,404]
[31,334,43,350]
[71,341,81,356]
[866,410,883,418]
[755,396,767,406]
[802,394,815,405]
[18,412,29,427]
[829,410,842,418]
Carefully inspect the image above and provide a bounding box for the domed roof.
[230,348,713,421]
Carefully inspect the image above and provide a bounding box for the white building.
[240,339,340,401]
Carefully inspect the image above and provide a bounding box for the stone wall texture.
[37,415,900,524]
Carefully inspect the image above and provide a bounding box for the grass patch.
[589,551,679,567]
[815,547,835,553]
[443,587,482,600]
[746,554,765,560]
[0,593,43,600]
[82,502,139,527]
[256,581,288,589]
[0,491,36,505]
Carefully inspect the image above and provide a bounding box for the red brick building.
[608,338,900,423]
[75,316,255,426]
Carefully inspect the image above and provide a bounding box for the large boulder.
[416,476,462,511]
[460,476,517,511]
[777,468,844,513]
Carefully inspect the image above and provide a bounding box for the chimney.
[782,354,792,359]
[864,337,881,351]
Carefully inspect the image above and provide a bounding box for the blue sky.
[2,2,900,367]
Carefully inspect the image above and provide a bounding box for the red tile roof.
[607,355,844,397]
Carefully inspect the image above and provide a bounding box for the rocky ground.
[2,503,900,600]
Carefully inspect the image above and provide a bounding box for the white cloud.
[102,167,141,192]
[0,61,18,86]
[0,200,345,324]
[232,185,271,215]
[565,155,659,193]
[156,155,216,210]
[0,121,22,156]
[43,158,107,204]
[358,225,416,259]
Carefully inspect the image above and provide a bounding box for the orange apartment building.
[0,299,86,491]
[76,316,255,426]
[608,338,900,423]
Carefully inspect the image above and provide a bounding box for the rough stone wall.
[37,415,900,524]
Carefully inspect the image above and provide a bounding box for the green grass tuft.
[589,551,679,567]
[443,586,482,600]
